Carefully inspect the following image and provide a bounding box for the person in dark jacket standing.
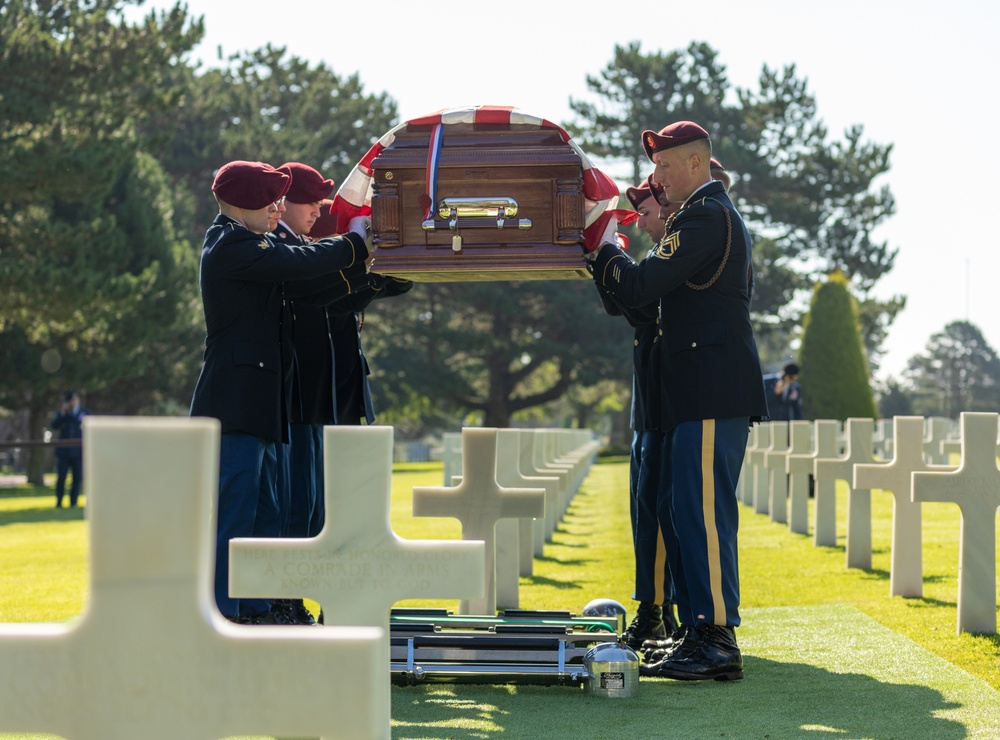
[50,390,88,508]
[189,160,372,625]
[585,122,768,681]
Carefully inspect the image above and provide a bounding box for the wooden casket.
[369,118,594,282]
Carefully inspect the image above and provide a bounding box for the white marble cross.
[535,430,578,518]
[872,418,894,461]
[512,431,561,556]
[764,422,791,524]
[913,412,1000,635]
[854,416,955,597]
[0,417,387,740]
[813,418,874,565]
[520,429,571,539]
[749,423,772,515]
[441,431,463,486]
[496,429,558,570]
[411,427,545,615]
[784,420,821,535]
[923,416,953,465]
[230,425,486,630]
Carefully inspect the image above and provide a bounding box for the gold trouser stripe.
[653,526,667,604]
[701,420,726,624]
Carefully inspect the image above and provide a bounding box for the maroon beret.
[279,162,335,204]
[641,121,710,160]
[624,181,655,211]
[644,172,667,206]
[307,200,339,239]
[710,157,726,172]
[211,161,291,210]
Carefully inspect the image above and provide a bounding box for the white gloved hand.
[599,216,620,249]
[347,216,373,250]
[583,216,620,262]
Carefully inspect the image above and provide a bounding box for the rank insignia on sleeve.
[257,240,271,250]
[653,232,680,259]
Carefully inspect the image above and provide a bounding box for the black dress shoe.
[621,602,667,650]
[641,622,690,663]
[640,624,743,681]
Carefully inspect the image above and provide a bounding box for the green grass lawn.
[1,459,998,739]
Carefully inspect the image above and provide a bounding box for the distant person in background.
[50,391,88,508]
[772,363,803,420]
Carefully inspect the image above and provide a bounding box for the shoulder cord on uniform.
[685,202,731,291]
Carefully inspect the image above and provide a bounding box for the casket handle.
[438,196,519,220]
[422,216,533,232]
[422,197,533,233]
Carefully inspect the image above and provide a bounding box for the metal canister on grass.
[583,641,639,698]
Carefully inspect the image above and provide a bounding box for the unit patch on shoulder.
[653,232,681,259]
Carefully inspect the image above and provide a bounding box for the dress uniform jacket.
[592,180,768,431]
[595,279,659,432]
[189,214,368,443]
[274,219,413,426]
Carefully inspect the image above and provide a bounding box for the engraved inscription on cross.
[853,417,955,597]
[913,412,1000,635]
[0,418,386,740]
[412,427,545,615]
[230,426,486,631]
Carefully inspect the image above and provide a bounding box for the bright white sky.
[139,0,1000,380]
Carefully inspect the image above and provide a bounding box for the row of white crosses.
[0,418,597,738]
[418,427,599,612]
[742,412,1000,635]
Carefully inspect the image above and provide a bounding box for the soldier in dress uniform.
[274,165,412,624]
[584,122,768,681]
[190,160,373,625]
[595,180,678,650]
[305,204,412,546]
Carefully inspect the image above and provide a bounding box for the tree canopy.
[569,41,902,369]
[363,280,632,429]
[797,272,877,420]
[0,0,207,480]
[903,321,1000,418]
[1,14,910,453]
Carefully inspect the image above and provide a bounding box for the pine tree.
[797,272,876,420]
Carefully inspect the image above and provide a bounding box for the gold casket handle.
[422,196,532,232]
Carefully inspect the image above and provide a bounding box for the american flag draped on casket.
[331,105,636,282]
